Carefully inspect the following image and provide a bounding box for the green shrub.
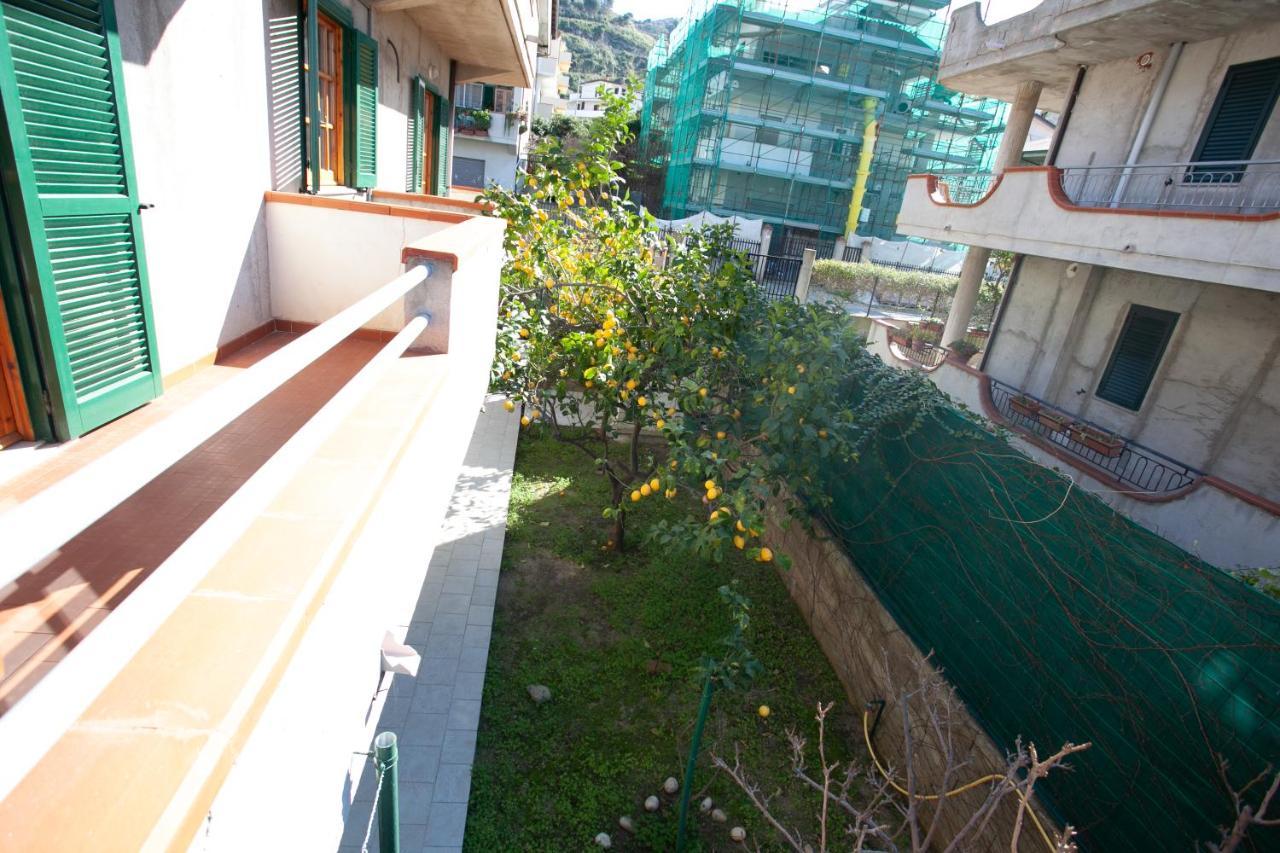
[948,339,980,360]
[811,259,959,303]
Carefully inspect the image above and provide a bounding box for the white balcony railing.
[1058,160,1280,214]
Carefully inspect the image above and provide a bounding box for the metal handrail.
[935,172,997,204]
[1058,159,1280,213]
[988,378,1200,494]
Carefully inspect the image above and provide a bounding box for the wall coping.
[401,215,507,272]
[263,191,472,224]
[371,189,491,212]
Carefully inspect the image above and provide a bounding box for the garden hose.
[861,705,1057,851]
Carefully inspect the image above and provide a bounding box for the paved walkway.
[339,397,519,853]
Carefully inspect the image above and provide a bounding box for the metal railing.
[841,245,862,263]
[746,253,802,301]
[935,172,997,204]
[777,234,835,259]
[1058,160,1280,214]
[988,378,1200,494]
[658,227,761,257]
[890,336,946,369]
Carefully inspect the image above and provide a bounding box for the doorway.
[422,87,436,193]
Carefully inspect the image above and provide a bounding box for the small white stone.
[644,795,660,812]
[699,796,713,813]
[663,776,679,794]
[730,826,747,843]
[711,808,727,823]
[594,831,612,848]
[618,816,634,832]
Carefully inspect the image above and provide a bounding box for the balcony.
[454,108,525,145]
[896,165,1280,292]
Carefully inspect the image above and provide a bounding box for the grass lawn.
[465,432,867,851]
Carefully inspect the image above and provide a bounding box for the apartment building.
[882,0,1280,569]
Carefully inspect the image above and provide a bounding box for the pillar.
[942,80,1042,350]
[759,223,773,257]
[796,248,816,303]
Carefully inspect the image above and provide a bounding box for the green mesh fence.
[816,406,1280,851]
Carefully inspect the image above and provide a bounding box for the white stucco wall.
[1055,22,1280,168]
[985,259,1280,502]
[118,0,277,376]
[451,136,519,189]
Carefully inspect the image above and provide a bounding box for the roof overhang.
[370,0,536,87]
[940,0,1280,111]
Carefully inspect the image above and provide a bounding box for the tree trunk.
[609,479,627,552]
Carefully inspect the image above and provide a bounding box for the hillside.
[558,0,677,89]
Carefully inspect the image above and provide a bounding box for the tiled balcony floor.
[0,333,381,713]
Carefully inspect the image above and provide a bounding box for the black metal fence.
[988,378,1199,493]
[746,253,802,301]
[658,226,761,257]
[776,234,836,260]
[841,245,862,263]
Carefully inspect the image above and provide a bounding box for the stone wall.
[767,511,1061,851]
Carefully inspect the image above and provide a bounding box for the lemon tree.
[487,90,947,559]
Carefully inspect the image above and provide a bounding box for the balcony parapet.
[897,166,1280,292]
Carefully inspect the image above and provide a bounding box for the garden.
[460,91,1280,852]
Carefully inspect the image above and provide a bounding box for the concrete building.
[882,0,1280,569]
[533,34,573,118]
[565,79,642,117]
[0,0,543,849]
[451,81,533,189]
[639,0,1009,251]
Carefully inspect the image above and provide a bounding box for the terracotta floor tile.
[0,334,381,714]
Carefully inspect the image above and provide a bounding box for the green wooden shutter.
[434,96,451,194]
[408,77,424,192]
[1191,58,1280,182]
[352,30,378,189]
[0,0,161,439]
[1096,306,1178,411]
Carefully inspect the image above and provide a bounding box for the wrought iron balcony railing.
[1058,159,1280,214]
[934,172,997,204]
[988,378,1200,494]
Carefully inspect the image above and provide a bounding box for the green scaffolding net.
[814,398,1280,851]
[640,0,1008,243]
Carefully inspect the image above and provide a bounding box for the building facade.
[888,0,1280,569]
[639,0,1008,246]
[452,81,533,189]
[0,0,543,849]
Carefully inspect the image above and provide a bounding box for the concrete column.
[942,80,1042,349]
[834,236,847,261]
[796,248,816,303]
[759,223,773,257]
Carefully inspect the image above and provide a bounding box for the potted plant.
[1037,409,1071,433]
[888,326,910,347]
[1068,422,1125,457]
[947,339,979,362]
[1009,393,1040,418]
[911,327,940,352]
[471,108,492,133]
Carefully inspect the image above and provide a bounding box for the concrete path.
[339,396,519,853]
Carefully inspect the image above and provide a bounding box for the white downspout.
[1110,41,1184,207]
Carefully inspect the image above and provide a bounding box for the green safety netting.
[816,403,1280,851]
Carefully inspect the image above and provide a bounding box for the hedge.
[811,260,959,301]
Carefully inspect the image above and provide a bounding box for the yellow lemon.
[818,428,828,439]
[716,431,726,440]
[758,705,770,718]
[735,520,746,533]
[704,479,716,490]
[759,547,774,563]
[519,328,530,338]
[796,364,806,373]
[670,459,678,470]
[710,509,721,522]
[595,338,606,348]
[640,484,652,497]
[733,535,745,550]
[637,396,648,407]
[698,387,708,398]
[503,400,515,412]
[650,478,661,492]
[630,490,641,502]
[520,416,531,427]
[787,386,796,395]
[626,379,637,390]
[532,410,541,419]
[656,418,666,429]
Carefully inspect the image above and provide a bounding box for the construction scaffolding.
[640,0,1009,242]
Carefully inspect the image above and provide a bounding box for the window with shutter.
[1095,305,1179,411]
[408,77,425,192]
[352,30,378,188]
[434,96,451,194]
[0,0,162,439]
[1189,57,1280,183]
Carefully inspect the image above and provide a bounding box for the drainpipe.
[1046,65,1085,166]
[1110,42,1183,206]
[844,96,879,238]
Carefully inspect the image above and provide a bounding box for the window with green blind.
[1189,57,1280,183]
[1095,305,1179,411]
[408,77,425,192]
[304,0,378,191]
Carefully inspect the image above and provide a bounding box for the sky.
[610,0,1045,24]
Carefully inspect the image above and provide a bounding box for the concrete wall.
[1056,23,1280,169]
[986,259,1280,503]
[118,0,277,376]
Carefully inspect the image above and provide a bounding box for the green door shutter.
[408,77,424,192]
[352,30,378,189]
[434,96,451,195]
[0,0,162,439]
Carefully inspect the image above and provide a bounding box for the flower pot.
[1069,425,1124,457]
[1009,395,1040,418]
[1037,411,1070,432]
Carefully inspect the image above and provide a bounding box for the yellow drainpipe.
[845,96,879,237]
